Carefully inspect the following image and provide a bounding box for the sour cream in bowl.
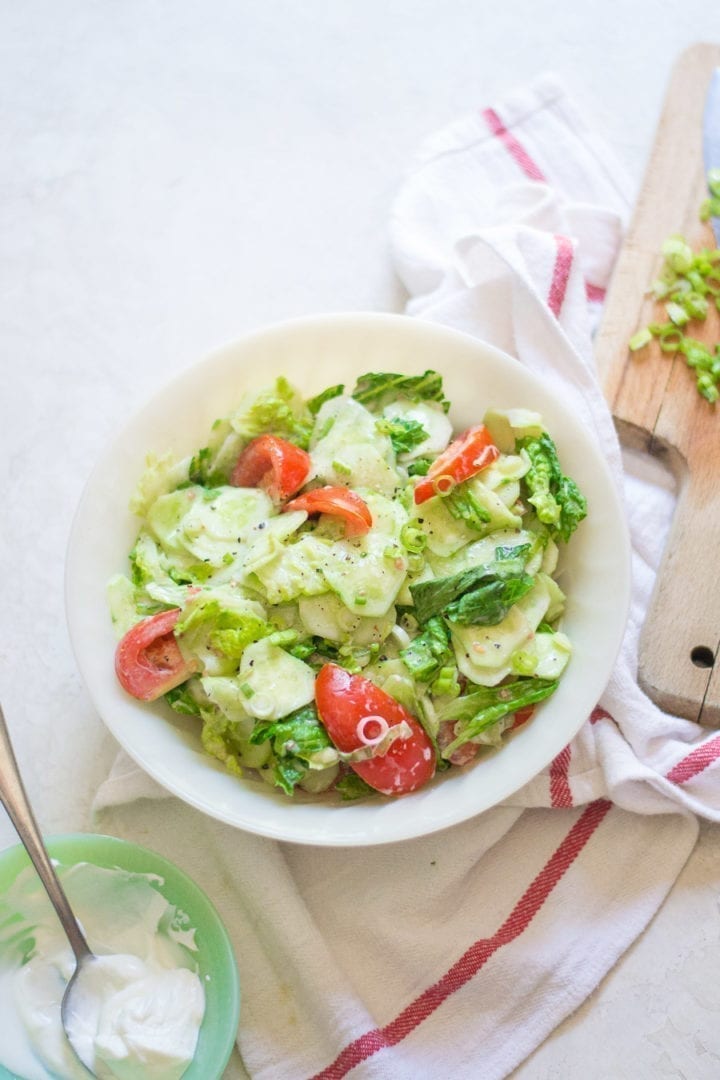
[0,834,240,1080]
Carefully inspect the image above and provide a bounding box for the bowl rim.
[65,311,632,846]
[0,831,240,1080]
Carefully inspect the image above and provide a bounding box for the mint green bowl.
[0,833,240,1080]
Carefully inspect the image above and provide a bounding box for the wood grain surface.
[596,42,720,726]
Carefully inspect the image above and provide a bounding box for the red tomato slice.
[230,435,311,502]
[437,720,479,766]
[284,486,372,537]
[115,608,197,702]
[315,663,435,795]
[413,425,500,505]
[511,704,536,730]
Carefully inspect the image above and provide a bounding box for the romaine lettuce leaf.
[407,457,432,476]
[410,554,534,626]
[250,703,337,795]
[164,680,204,717]
[444,485,492,530]
[187,445,230,487]
[229,376,314,449]
[444,575,534,625]
[450,580,551,686]
[375,416,429,456]
[174,594,271,674]
[438,677,558,757]
[334,772,376,800]
[307,384,345,415]
[399,615,452,681]
[518,433,587,542]
[351,370,450,413]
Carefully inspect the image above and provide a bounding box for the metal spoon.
[0,703,97,1073]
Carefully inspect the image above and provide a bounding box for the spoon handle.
[0,704,92,964]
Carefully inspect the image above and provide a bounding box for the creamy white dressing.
[0,862,205,1080]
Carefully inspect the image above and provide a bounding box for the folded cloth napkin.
[94,76,718,1080]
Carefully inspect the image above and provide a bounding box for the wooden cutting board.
[596,42,720,727]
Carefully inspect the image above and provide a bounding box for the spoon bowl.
[60,954,102,1075]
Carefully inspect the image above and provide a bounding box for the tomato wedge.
[115,608,197,701]
[437,720,479,767]
[511,704,535,730]
[315,663,435,795]
[413,424,499,505]
[230,435,311,503]
[284,486,372,537]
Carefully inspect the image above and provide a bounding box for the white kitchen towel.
[390,73,720,821]
[94,76,714,1080]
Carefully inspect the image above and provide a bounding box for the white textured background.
[1,3,719,1076]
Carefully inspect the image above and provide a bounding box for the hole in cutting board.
[690,646,715,668]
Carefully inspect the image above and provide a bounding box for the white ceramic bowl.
[66,313,630,846]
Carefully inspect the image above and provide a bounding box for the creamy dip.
[0,861,205,1080]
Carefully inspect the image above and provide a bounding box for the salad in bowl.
[108,367,586,802]
[66,313,629,844]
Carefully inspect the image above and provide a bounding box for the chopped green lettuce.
[250,703,338,795]
[229,376,314,448]
[164,681,204,716]
[375,416,429,456]
[399,616,452,681]
[438,678,558,757]
[307,384,345,415]
[518,434,587,542]
[444,485,492,530]
[187,446,229,487]
[450,580,552,687]
[407,457,432,476]
[443,575,535,625]
[174,593,271,675]
[335,772,376,800]
[351,370,450,413]
[410,551,534,626]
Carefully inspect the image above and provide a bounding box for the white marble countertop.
[1,3,719,1076]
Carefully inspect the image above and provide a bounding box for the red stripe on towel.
[590,706,612,725]
[548,235,574,317]
[666,733,720,785]
[310,800,612,1080]
[585,282,606,303]
[549,744,573,807]
[481,108,547,182]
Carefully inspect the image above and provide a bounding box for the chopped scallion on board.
[628,179,720,403]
